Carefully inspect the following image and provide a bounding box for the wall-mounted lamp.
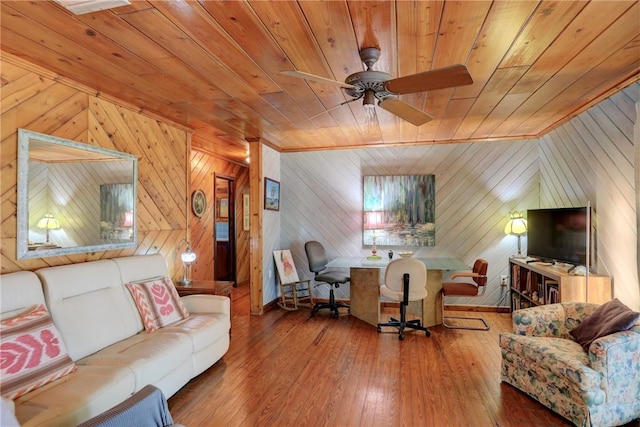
[505,212,528,257]
[364,210,384,260]
[178,240,197,286]
[37,214,60,243]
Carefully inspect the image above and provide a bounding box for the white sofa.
[0,254,231,427]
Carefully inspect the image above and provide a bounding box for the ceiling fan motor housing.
[344,70,395,101]
[344,47,396,101]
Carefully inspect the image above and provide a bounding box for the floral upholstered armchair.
[499,301,640,427]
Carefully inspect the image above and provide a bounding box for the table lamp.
[364,210,384,260]
[122,211,133,228]
[178,240,197,286]
[37,214,60,243]
[505,212,527,257]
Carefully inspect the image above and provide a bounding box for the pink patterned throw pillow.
[126,277,190,333]
[0,304,77,400]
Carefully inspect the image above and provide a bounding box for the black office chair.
[377,258,431,340]
[304,241,350,318]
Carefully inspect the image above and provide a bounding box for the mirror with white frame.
[17,129,138,259]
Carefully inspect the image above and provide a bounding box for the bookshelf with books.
[509,258,611,312]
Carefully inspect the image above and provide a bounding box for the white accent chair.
[377,258,431,340]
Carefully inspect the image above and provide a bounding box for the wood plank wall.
[188,144,249,285]
[261,145,281,305]
[1,55,190,278]
[279,84,640,309]
[280,139,540,308]
[540,82,640,310]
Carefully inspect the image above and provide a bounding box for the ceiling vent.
[55,0,131,15]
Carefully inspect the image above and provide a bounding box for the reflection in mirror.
[100,184,134,241]
[17,129,138,259]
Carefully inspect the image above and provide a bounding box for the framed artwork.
[363,174,436,247]
[264,178,280,211]
[100,183,134,242]
[273,249,300,284]
[191,189,206,218]
[218,198,228,219]
[243,193,250,231]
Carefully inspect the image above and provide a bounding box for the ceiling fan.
[282,47,473,126]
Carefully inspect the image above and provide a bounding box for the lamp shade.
[505,212,527,235]
[122,211,133,227]
[37,214,60,230]
[364,211,384,230]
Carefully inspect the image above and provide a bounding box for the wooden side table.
[174,280,234,297]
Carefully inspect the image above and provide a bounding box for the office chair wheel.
[377,326,381,333]
[333,311,339,318]
[399,334,404,341]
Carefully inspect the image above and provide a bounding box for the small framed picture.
[191,189,206,218]
[243,193,250,231]
[218,197,228,219]
[264,178,280,211]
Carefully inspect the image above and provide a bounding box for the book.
[512,293,520,310]
[547,285,559,304]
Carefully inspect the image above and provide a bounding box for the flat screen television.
[526,207,592,266]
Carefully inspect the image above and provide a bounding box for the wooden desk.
[174,280,234,297]
[326,257,469,328]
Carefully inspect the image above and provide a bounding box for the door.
[214,175,236,284]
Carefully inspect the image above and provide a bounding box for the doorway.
[214,175,236,285]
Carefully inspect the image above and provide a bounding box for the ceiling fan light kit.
[363,90,377,106]
[283,47,473,127]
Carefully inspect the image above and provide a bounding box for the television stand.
[509,258,611,312]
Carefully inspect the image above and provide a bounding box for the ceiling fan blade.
[385,64,473,94]
[280,70,356,89]
[378,98,434,126]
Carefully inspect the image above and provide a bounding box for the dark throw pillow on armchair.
[570,298,640,352]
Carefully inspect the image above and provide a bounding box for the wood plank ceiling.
[1,1,639,165]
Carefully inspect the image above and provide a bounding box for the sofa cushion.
[570,298,640,352]
[0,304,77,400]
[499,333,602,390]
[37,260,143,361]
[113,253,171,288]
[126,277,190,333]
[162,313,231,353]
[0,271,46,321]
[77,331,192,391]
[13,364,136,427]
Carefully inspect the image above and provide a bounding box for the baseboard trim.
[264,299,279,313]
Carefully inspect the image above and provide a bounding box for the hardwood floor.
[168,284,575,426]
